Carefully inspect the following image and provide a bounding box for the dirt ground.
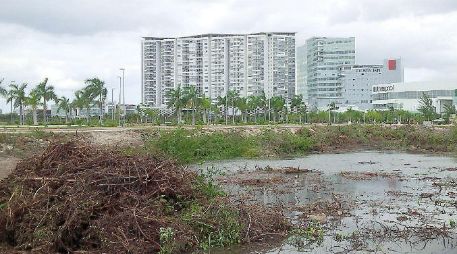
[0,157,19,180]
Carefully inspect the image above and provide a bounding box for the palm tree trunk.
[86,106,90,124]
[203,109,207,124]
[177,108,182,124]
[232,100,235,125]
[99,97,103,126]
[19,104,24,125]
[192,104,195,125]
[33,108,38,125]
[43,97,47,126]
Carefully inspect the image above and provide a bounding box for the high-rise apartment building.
[142,33,296,107]
[296,44,307,102]
[306,37,355,109]
[339,59,404,110]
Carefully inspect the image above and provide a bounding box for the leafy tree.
[57,96,72,124]
[235,96,248,123]
[227,90,239,124]
[71,90,85,119]
[182,86,198,125]
[418,92,436,121]
[166,87,185,124]
[0,79,6,97]
[301,103,308,123]
[0,79,9,116]
[199,95,212,125]
[328,101,338,124]
[257,92,267,121]
[395,109,413,124]
[366,110,383,124]
[73,88,93,124]
[217,90,239,125]
[85,78,107,125]
[247,95,260,123]
[291,95,304,123]
[443,103,456,123]
[8,83,28,125]
[270,96,285,123]
[81,88,94,124]
[36,78,57,126]
[25,88,42,125]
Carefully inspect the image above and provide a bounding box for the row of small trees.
[0,77,107,126]
[164,87,455,125]
[165,87,308,125]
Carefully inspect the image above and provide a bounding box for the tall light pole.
[111,88,115,121]
[120,68,125,126]
[117,76,122,127]
[225,89,228,125]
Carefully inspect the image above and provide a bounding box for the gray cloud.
[1,0,457,111]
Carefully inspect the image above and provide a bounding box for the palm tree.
[0,79,10,123]
[302,103,308,123]
[236,96,248,123]
[183,86,198,125]
[166,87,185,124]
[57,96,72,124]
[5,87,15,124]
[199,96,212,125]
[270,96,285,123]
[328,101,337,124]
[216,95,228,125]
[257,92,267,121]
[71,90,85,119]
[25,88,42,125]
[80,88,93,124]
[36,78,57,126]
[85,78,107,125]
[247,95,258,123]
[227,90,239,124]
[291,95,303,123]
[0,80,8,113]
[8,83,28,125]
[0,78,6,97]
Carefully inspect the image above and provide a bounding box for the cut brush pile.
[0,141,289,253]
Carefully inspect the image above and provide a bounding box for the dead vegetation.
[339,171,400,180]
[0,141,289,253]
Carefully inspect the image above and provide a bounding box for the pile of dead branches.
[0,141,289,253]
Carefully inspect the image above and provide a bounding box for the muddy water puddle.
[196,152,457,253]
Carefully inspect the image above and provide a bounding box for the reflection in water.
[197,152,457,254]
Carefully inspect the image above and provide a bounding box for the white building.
[296,44,307,102]
[142,33,296,107]
[340,59,403,110]
[306,37,356,109]
[372,81,457,114]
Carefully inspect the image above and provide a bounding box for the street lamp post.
[118,76,122,127]
[120,68,125,126]
[225,90,228,125]
[111,88,115,121]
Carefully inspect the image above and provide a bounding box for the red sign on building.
[388,59,396,70]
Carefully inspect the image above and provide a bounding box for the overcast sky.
[1,0,457,112]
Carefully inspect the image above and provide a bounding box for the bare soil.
[0,157,18,180]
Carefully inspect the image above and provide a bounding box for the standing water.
[195,151,457,254]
